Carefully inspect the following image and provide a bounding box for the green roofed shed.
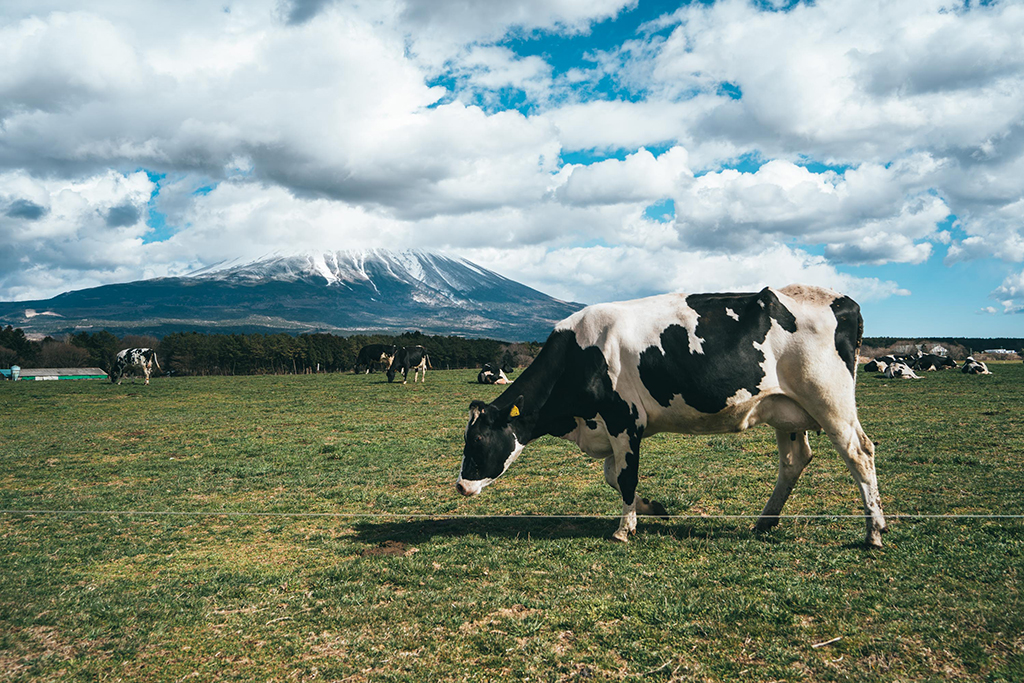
[14,367,109,381]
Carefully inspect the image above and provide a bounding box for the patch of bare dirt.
[360,540,418,557]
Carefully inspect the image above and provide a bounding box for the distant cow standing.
[111,348,161,385]
[387,346,430,384]
[355,344,397,374]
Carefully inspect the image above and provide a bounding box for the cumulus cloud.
[460,243,908,305]
[0,170,159,299]
[991,270,1024,314]
[554,147,692,206]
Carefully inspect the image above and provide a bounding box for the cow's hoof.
[753,517,780,533]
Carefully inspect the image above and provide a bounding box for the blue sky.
[1,0,1023,336]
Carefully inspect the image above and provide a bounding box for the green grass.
[1,365,1022,681]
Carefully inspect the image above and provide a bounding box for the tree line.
[0,326,540,376]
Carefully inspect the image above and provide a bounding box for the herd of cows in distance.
[105,284,1011,548]
[353,343,515,385]
[863,351,993,379]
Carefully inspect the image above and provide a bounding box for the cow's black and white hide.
[477,363,510,385]
[914,354,957,371]
[864,358,888,373]
[868,354,910,372]
[962,357,991,375]
[110,348,161,385]
[387,346,430,384]
[456,285,887,547]
[355,344,397,374]
[884,362,920,379]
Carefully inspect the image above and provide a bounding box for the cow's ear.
[468,400,487,423]
[505,395,524,420]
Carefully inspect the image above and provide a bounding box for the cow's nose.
[456,481,468,496]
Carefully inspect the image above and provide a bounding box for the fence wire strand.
[1,509,1022,520]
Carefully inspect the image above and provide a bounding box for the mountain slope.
[0,250,583,341]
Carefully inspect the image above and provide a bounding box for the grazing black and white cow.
[387,346,430,384]
[884,362,920,379]
[914,354,956,371]
[110,348,161,385]
[355,344,398,374]
[962,357,991,375]
[456,285,887,547]
[478,363,510,385]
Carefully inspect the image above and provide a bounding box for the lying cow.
[478,363,510,385]
[110,348,161,385]
[914,354,956,371]
[388,345,430,384]
[962,357,991,375]
[865,355,904,373]
[884,362,920,379]
[355,344,397,374]
[457,285,887,547]
[864,358,888,373]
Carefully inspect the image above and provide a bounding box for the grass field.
[2,364,1023,682]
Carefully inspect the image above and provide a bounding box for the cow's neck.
[491,330,579,444]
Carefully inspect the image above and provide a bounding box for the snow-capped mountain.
[0,250,583,341]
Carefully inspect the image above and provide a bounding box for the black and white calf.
[457,285,887,547]
[387,346,430,384]
[355,344,397,374]
[477,363,510,385]
[110,348,161,385]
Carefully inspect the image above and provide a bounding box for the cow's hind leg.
[755,428,813,533]
[143,365,151,385]
[826,420,886,547]
[791,374,887,547]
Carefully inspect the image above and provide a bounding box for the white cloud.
[394,0,636,70]
[460,243,907,306]
[991,270,1024,314]
[554,146,692,206]
[670,158,950,262]
[0,169,158,299]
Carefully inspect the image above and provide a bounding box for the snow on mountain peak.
[184,249,504,304]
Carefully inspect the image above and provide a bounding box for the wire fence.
[2,509,1021,520]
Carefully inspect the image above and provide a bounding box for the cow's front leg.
[602,427,658,542]
[604,454,636,542]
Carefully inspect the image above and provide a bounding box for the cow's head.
[456,396,525,497]
[386,364,398,383]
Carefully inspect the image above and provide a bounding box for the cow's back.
[553,285,858,434]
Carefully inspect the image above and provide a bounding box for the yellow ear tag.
[509,405,520,417]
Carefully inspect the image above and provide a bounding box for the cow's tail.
[152,352,162,372]
[831,295,863,379]
[425,353,433,369]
